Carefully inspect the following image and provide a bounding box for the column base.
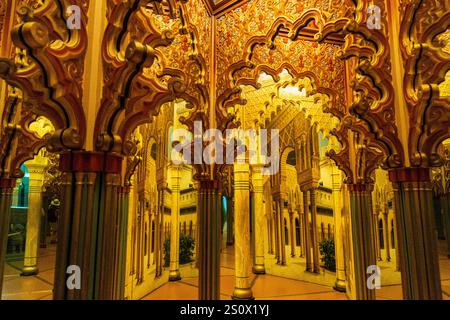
[334,279,347,292]
[252,265,266,274]
[169,270,181,281]
[21,266,39,276]
[232,288,254,300]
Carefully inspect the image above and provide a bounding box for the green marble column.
[389,168,442,300]
[198,180,222,300]
[53,152,124,300]
[348,183,376,300]
[0,178,15,299]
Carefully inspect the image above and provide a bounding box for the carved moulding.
[95,0,210,159]
[400,1,450,167]
[1,1,89,151]
[216,12,348,133]
[327,115,385,185]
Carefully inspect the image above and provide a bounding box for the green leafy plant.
[319,238,336,271]
[164,234,195,267]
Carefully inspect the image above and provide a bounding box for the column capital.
[347,183,374,193]
[388,167,430,183]
[59,151,122,173]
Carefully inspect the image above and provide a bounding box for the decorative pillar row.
[302,190,312,271]
[389,168,442,300]
[347,183,376,300]
[22,161,47,276]
[169,165,181,281]
[53,151,124,300]
[198,179,222,300]
[251,164,265,274]
[0,178,15,299]
[232,163,253,299]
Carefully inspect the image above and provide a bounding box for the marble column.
[0,178,15,299]
[169,165,181,281]
[267,217,273,254]
[22,162,46,276]
[226,197,234,245]
[348,183,376,300]
[252,165,265,274]
[273,201,280,262]
[117,187,130,299]
[299,209,305,257]
[389,168,442,300]
[392,210,400,271]
[155,186,165,278]
[53,152,124,300]
[310,188,320,273]
[383,211,391,262]
[373,210,382,261]
[278,199,287,265]
[302,190,312,271]
[289,211,295,257]
[442,193,450,259]
[232,163,253,299]
[331,169,346,292]
[198,179,222,300]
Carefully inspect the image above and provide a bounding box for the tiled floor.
[2,241,450,300]
[2,245,56,300]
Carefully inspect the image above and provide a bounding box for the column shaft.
[383,212,391,261]
[348,184,376,300]
[310,189,320,273]
[22,163,46,276]
[198,180,221,300]
[302,191,312,271]
[331,171,346,292]
[232,163,253,299]
[252,166,265,274]
[169,166,181,281]
[389,168,442,299]
[0,179,15,299]
[226,197,234,245]
[53,152,124,300]
[274,201,280,262]
[289,212,295,257]
[278,199,287,265]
